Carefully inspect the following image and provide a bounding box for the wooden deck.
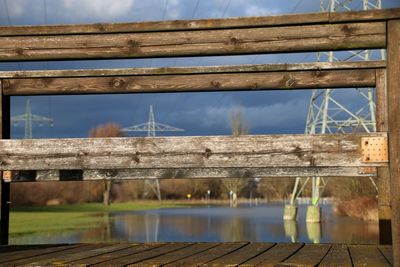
[0,242,393,266]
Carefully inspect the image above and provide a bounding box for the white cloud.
[245,5,281,17]
[61,0,136,20]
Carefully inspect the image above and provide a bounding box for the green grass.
[10,201,188,236]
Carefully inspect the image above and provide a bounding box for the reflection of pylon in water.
[122,105,184,200]
[11,98,54,139]
[145,213,160,242]
[289,0,383,209]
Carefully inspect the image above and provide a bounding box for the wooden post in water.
[0,80,10,245]
[387,19,400,266]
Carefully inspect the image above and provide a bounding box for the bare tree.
[89,122,124,205]
[221,107,249,207]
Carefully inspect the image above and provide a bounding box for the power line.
[221,0,232,17]
[162,0,169,20]
[43,0,48,24]
[191,0,200,18]
[3,0,11,24]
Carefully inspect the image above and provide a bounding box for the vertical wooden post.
[387,19,400,266]
[0,80,10,245]
[376,69,392,244]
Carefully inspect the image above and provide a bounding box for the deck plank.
[164,242,248,266]
[26,243,131,265]
[0,243,394,266]
[132,243,219,266]
[0,243,84,264]
[2,243,105,265]
[240,243,303,266]
[349,245,392,267]
[206,242,274,267]
[281,243,331,267]
[318,245,352,267]
[378,245,394,266]
[93,243,191,266]
[70,243,164,265]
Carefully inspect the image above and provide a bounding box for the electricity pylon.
[11,98,54,139]
[287,0,384,219]
[122,105,184,200]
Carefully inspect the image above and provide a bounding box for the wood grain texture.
[376,69,392,245]
[349,245,391,267]
[0,243,394,266]
[240,243,303,266]
[387,19,400,267]
[92,243,190,266]
[205,243,274,266]
[0,8,398,37]
[318,245,352,267]
[2,244,100,265]
[0,61,385,79]
[379,245,394,266]
[131,243,218,266]
[0,244,85,264]
[0,22,385,61]
[2,69,376,96]
[70,243,164,265]
[28,166,376,182]
[281,244,331,266]
[0,81,10,246]
[0,133,387,172]
[164,242,247,266]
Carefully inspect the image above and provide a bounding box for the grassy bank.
[10,201,188,236]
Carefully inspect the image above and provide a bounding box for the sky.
[1,0,399,139]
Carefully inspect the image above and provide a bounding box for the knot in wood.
[111,78,125,88]
[2,80,10,89]
[204,148,212,158]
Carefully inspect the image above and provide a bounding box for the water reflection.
[9,204,378,245]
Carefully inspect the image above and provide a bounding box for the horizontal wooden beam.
[0,134,387,172]
[0,61,385,79]
[0,21,385,61]
[2,68,376,95]
[6,166,374,182]
[0,9,398,36]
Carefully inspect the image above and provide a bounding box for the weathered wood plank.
[70,243,163,265]
[280,244,331,266]
[28,243,132,265]
[240,243,303,266]
[164,242,247,266]
[92,243,190,266]
[379,245,394,266]
[0,244,85,264]
[206,242,274,266]
[0,61,385,79]
[131,243,219,266]
[349,245,391,267]
[0,9,398,37]
[0,81,10,246]
[387,19,400,267]
[2,69,376,96]
[28,166,376,182]
[0,22,385,61]
[329,8,400,23]
[318,245,352,267]
[0,133,387,171]
[2,244,103,265]
[376,69,392,245]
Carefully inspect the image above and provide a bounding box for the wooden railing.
[0,8,399,266]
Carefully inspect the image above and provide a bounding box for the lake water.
[10,203,378,245]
